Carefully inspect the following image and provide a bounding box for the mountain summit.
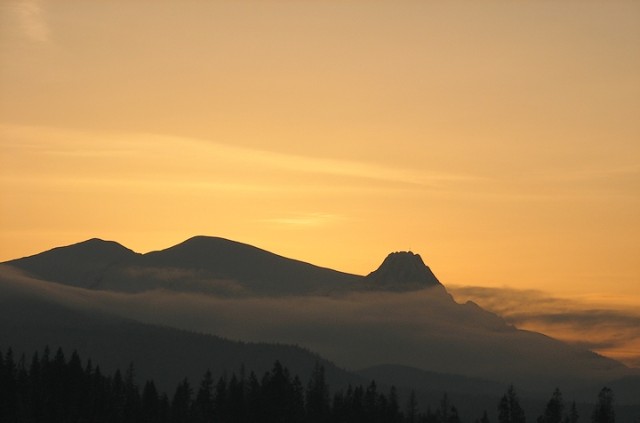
[364,251,442,291]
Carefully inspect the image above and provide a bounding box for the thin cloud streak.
[260,213,343,228]
[449,285,640,368]
[14,0,50,43]
[0,123,483,190]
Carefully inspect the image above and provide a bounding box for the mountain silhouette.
[136,236,361,295]
[2,236,638,401]
[6,236,361,295]
[363,251,442,291]
[6,238,138,288]
[6,237,448,296]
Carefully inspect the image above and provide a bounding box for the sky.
[1,0,639,303]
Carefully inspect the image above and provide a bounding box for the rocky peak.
[363,251,442,290]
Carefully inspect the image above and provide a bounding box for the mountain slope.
[2,237,637,397]
[6,238,138,289]
[121,236,361,295]
[5,236,361,295]
[0,265,360,392]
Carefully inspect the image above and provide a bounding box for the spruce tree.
[477,410,491,423]
[306,362,330,422]
[499,385,526,423]
[171,378,192,423]
[567,401,579,423]
[591,387,615,423]
[538,388,564,423]
[406,389,419,423]
[192,370,214,423]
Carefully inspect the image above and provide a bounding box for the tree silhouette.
[123,362,141,422]
[538,388,563,423]
[567,401,579,423]
[476,410,491,423]
[192,370,213,423]
[171,378,192,423]
[591,387,615,423]
[437,393,462,423]
[364,380,379,421]
[227,372,247,421]
[499,385,526,423]
[306,361,330,422]
[0,345,481,423]
[260,360,304,422]
[406,389,419,423]
[386,386,401,423]
[141,380,161,423]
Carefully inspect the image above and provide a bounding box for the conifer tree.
[306,361,330,422]
[567,401,579,423]
[499,385,526,423]
[406,389,419,423]
[214,373,228,420]
[591,387,615,423]
[364,380,379,421]
[538,388,564,423]
[123,362,141,422]
[171,378,192,423]
[228,372,246,421]
[192,370,214,423]
[142,380,160,423]
[245,371,262,422]
[477,410,491,423]
[438,393,452,423]
[386,386,401,423]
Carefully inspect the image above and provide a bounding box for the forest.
[0,347,616,423]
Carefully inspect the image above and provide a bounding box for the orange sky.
[1,1,639,298]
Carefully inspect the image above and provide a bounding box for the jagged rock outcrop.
[363,251,442,291]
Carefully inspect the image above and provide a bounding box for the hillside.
[2,237,638,405]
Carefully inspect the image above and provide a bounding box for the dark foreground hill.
[0,267,358,392]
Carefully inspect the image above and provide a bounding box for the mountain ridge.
[5,238,139,288]
[5,236,446,296]
[2,236,637,399]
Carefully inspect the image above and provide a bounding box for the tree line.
[0,347,617,423]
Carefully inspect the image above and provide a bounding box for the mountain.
[358,364,505,397]
[132,236,361,295]
[363,251,442,291]
[2,236,638,404]
[5,238,138,289]
[0,265,361,392]
[6,236,360,295]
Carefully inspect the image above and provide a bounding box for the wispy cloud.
[260,213,342,228]
[1,123,482,192]
[2,266,635,388]
[14,0,50,43]
[449,285,640,368]
[540,165,640,183]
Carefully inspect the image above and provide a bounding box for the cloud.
[449,285,640,368]
[14,0,50,43]
[260,213,342,228]
[2,265,636,390]
[0,123,482,192]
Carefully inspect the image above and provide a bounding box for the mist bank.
[1,265,635,395]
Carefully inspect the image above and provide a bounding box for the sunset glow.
[1,1,639,366]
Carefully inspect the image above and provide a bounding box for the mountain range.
[1,236,638,420]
